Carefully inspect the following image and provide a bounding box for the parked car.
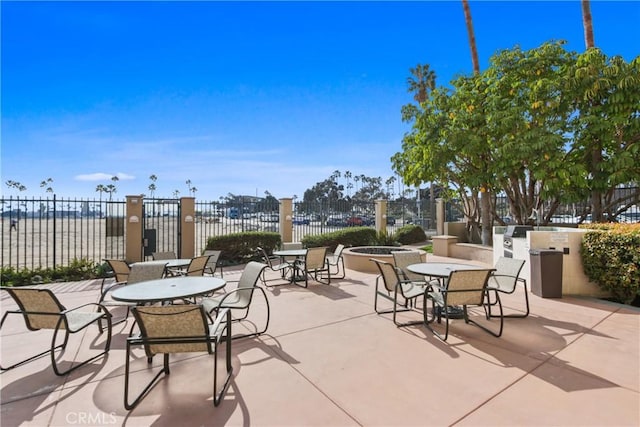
[346,216,373,226]
[386,216,396,226]
[292,216,310,225]
[326,215,347,226]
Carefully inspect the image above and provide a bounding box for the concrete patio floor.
[1,254,639,426]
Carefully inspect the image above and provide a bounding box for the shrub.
[395,224,427,245]
[0,258,100,287]
[374,229,400,246]
[302,227,377,251]
[580,224,640,304]
[206,231,282,265]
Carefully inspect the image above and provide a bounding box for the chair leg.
[214,311,233,406]
[0,311,67,372]
[425,302,451,341]
[226,287,271,340]
[124,341,169,410]
[51,310,113,376]
[487,284,529,319]
[466,291,504,337]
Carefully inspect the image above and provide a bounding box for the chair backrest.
[152,251,176,260]
[333,244,345,257]
[371,259,402,293]
[445,269,495,306]
[489,257,526,292]
[128,263,167,284]
[203,250,222,274]
[106,259,131,283]
[233,261,268,307]
[282,242,303,250]
[3,288,65,330]
[305,247,328,270]
[186,255,210,276]
[256,247,276,269]
[392,251,424,282]
[131,305,213,355]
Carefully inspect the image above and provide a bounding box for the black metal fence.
[1,196,438,270]
[1,196,126,270]
[6,189,635,270]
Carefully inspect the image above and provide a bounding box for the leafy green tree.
[565,49,640,219]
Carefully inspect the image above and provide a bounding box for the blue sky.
[2,1,638,201]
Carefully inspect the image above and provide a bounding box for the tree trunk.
[582,0,595,48]
[462,0,491,245]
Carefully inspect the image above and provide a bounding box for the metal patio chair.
[202,261,269,340]
[486,257,529,318]
[326,244,346,279]
[257,246,292,286]
[371,258,429,327]
[124,304,232,409]
[391,250,428,286]
[425,268,502,341]
[0,287,112,376]
[203,250,224,277]
[99,262,167,325]
[295,246,331,287]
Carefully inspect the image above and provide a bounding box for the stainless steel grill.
[503,225,533,258]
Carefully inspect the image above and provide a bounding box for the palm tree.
[582,0,595,48]
[95,184,107,203]
[40,178,54,195]
[461,0,491,245]
[149,175,158,198]
[580,0,604,221]
[344,171,352,197]
[407,64,436,103]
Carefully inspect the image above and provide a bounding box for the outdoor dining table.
[273,249,307,283]
[130,258,191,269]
[111,276,226,305]
[407,262,482,319]
[406,262,482,279]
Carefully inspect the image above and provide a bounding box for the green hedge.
[205,231,282,265]
[580,224,640,304]
[0,258,102,287]
[395,224,427,245]
[302,227,378,251]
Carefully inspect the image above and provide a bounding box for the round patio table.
[406,262,482,278]
[130,259,191,269]
[111,276,226,304]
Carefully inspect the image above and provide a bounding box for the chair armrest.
[100,281,127,300]
[209,307,231,339]
[63,302,112,316]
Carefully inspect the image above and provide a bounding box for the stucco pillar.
[375,199,387,234]
[125,195,144,264]
[180,197,195,259]
[279,198,293,243]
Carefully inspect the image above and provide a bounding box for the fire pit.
[342,246,427,274]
